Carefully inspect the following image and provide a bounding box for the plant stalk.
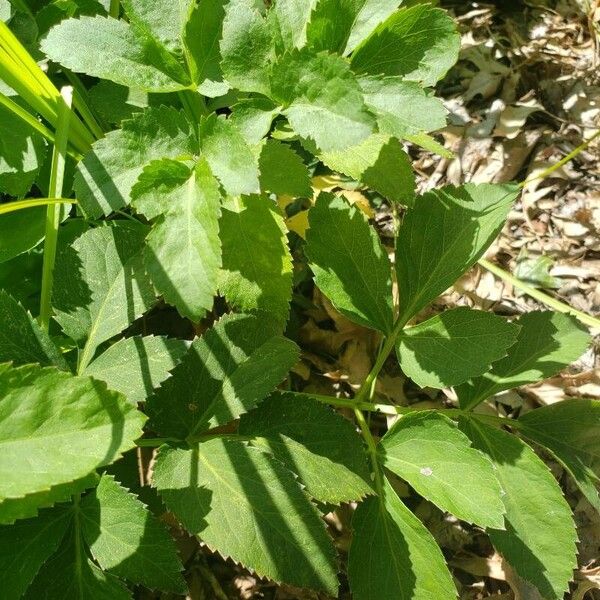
[478,258,600,331]
[519,129,600,188]
[0,198,74,215]
[39,87,72,332]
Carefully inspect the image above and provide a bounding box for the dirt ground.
[146,2,600,598]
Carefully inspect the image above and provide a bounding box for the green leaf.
[229,97,280,145]
[259,139,312,197]
[270,0,318,51]
[345,0,405,53]
[185,0,227,89]
[460,418,577,600]
[359,75,448,138]
[306,193,394,333]
[0,363,145,502]
[41,16,191,92]
[0,506,71,598]
[379,411,505,527]
[396,307,520,389]
[24,528,132,600]
[153,438,339,594]
[146,313,299,439]
[0,99,46,197]
[0,474,98,525]
[305,0,362,53]
[518,399,600,512]
[395,183,518,323]
[271,49,376,151]
[219,195,293,323]
[320,135,416,206]
[457,311,591,410]
[198,114,260,196]
[75,106,196,218]
[0,207,45,264]
[239,392,373,503]
[350,4,460,86]
[348,478,456,600]
[80,474,186,593]
[139,159,222,321]
[122,0,193,54]
[220,0,273,95]
[0,289,68,369]
[83,335,188,404]
[52,222,156,371]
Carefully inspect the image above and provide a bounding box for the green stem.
[478,258,600,331]
[0,197,74,215]
[109,0,120,18]
[307,392,521,429]
[354,407,385,493]
[354,316,409,404]
[39,87,72,332]
[519,129,600,188]
[64,71,106,138]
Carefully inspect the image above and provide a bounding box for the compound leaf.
[42,16,190,93]
[348,478,456,600]
[259,139,312,197]
[220,0,273,95]
[306,193,394,333]
[24,528,132,600]
[138,159,222,321]
[319,134,416,206]
[229,97,280,145]
[75,106,196,218]
[518,399,600,512]
[460,418,577,600]
[198,115,260,196]
[185,0,227,90]
[345,0,405,53]
[350,4,460,86]
[80,474,186,593]
[395,183,517,323]
[153,438,339,595]
[270,0,318,51]
[219,195,293,323]
[457,311,591,410]
[52,222,156,371]
[239,392,373,503]
[83,336,188,404]
[379,411,505,528]
[146,313,299,439]
[122,0,193,54]
[0,363,145,502]
[271,49,376,152]
[0,289,67,369]
[359,75,448,138]
[396,307,520,389]
[0,505,71,598]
